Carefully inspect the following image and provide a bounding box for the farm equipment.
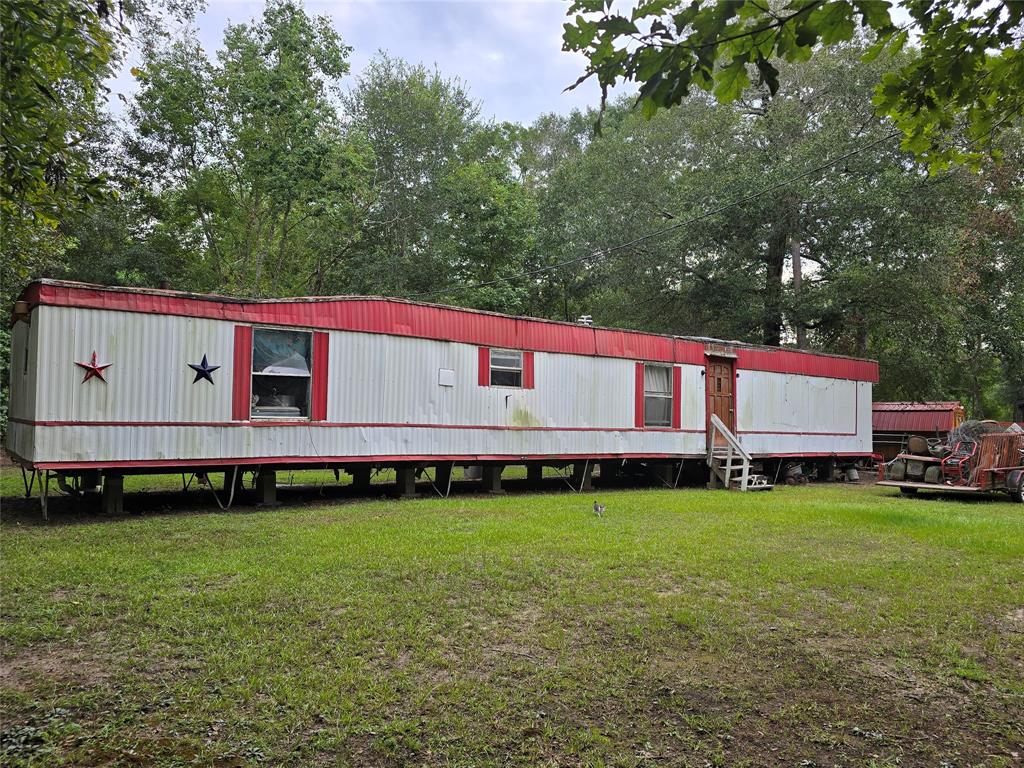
[878,421,1024,502]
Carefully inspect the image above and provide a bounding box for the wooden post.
[351,466,371,493]
[571,461,593,491]
[482,464,504,494]
[102,474,124,516]
[599,461,620,484]
[395,466,417,497]
[527,464,544,485]
[256,470,277,506]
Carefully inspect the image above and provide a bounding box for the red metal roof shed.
[872,402,965,434]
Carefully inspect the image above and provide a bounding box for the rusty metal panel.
[872,402,963,433]
[973,433,1024,483]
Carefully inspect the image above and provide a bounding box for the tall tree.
[342,56,539,312]
[533,42,1022,413]
[123,0,374,296]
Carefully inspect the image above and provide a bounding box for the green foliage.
[530,42,1023,415]
[341,57,539,313]
[563,0,1024,170]
[0,1,118,228]
[122,0,374,297]
[0,0,199,310]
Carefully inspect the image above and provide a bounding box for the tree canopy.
[562,0,1024,170]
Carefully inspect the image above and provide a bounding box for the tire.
[900,487,918,496]
[1008,471,1024,503]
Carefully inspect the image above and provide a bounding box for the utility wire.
[403,129,901,301]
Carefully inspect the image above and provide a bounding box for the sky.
[108,0,622,125]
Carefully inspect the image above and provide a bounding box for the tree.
[124,0,375,297]
[533,42,1023,414]
[0,1,200,301]
[2,1,120,231]
[0,0,195,436]
[562,0,1024,170]
[342,56,540,312]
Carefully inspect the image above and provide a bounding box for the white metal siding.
[32,306,235,423]
[327,332,642,429]
[7,318,38,421]
[5,304,872,466]
[28,425,706,464]
[736,374,872,455]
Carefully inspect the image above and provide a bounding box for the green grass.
[2,476,1022,766]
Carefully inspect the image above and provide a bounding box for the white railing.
[707,413,752,491]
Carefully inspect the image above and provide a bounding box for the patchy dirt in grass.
[0,643,117,694]
[1001,606,1024,633]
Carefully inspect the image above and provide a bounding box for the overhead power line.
[403,129,901,302]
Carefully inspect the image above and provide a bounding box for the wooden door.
[706,357,735,446]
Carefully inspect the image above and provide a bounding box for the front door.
[706,357,735,447]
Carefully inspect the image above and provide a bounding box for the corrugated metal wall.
[7,305,873,466]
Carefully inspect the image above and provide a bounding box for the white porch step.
[706,414,773,493]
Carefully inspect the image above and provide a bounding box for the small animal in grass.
[592,500,606,517]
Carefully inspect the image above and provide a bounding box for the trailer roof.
[15,279,879,382]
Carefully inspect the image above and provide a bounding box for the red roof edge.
[17,279,880,382]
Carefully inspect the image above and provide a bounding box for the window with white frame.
[490,349,523,387]
[251,328,312,418]
[644,364,673,427]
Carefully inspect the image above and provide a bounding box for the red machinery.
[879,431,1024,502]
[940,440,978,485]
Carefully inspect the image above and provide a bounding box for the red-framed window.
[478,347,534,389]
[635,362,682,429]
[232,325,329,421]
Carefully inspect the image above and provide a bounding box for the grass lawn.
[1,477,1022,766]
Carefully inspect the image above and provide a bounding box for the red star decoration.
[75,351,112,383]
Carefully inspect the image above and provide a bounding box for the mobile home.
[6,280,878,513]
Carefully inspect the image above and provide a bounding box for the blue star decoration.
[188,354,220,385]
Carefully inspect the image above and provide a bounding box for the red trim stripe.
[9,417,706,433]
[478,347,490,386]
[671,365,682,430]
[311,331,329,421]
[523,351,535,389]
[26,450,875,472]
[231,326,252,421]
[634,362,645,429]
[11,417,860,437]
[21,282,878,381]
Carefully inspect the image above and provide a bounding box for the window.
[251,328,312,418]
[644,364,673,427]
[490,349,523,387]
